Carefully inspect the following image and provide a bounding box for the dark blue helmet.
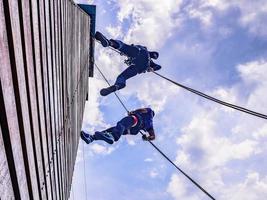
[152,110,155,117]
[149,51,159,59]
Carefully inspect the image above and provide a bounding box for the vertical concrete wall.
[0,0,92,199]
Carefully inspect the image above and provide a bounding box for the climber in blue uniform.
[81,108,156,144]
[94,31,162,96]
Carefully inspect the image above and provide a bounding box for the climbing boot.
[95,31,110,47]
[100,85,118,96]
[80,131,94,144]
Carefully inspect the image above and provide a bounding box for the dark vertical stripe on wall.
[43,0,58,199]
[57,0,64,198]
[61,0,67,197]
[62,1,67,196]
[0,85,21,200]
[36,0,55,199]
[9,0,43,198]
[29,0,49,198]
[28,0,49,197]
[48,0,60,199]
[54,2,63,197]
[2,1,28,199]
[16,1,38,199]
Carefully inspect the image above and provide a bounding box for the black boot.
[100,85,118,96]
[80,131,94,144]
[95,31,110,47]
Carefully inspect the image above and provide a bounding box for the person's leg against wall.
[95,31,110,47]
[100,65,138,96]
[80,130,95,144]
[114,65,138,89]
[93,127,116,144]
[110,39,139,57]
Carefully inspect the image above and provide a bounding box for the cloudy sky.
[71,0,267,199]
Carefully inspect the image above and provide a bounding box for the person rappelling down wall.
[94,31,162,96]
[81,108,156,144]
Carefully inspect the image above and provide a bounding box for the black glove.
[147,67,154,72]
[142,134,149,141]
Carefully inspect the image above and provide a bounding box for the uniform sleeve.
[150,60,162,71]
[146,118,155,140]
[147,127,156,141]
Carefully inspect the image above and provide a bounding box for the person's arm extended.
[142,128,155,141]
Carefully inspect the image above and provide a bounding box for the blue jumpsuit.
[113,40,161,90]
[100,108,155,141]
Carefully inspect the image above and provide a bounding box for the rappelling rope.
[95,63,129,112]
[82,142,88,200]
[94,62,216,200]
[94,37,267,120]
[153,72,267,120]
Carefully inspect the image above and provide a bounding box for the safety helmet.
[152,110,155,117]
[149,51,159,59]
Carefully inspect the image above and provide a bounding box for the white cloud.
[167,58,267,199]
[144,158,153,162]
[185,0,267,37]
[106,25,123,38]
[252,124,267,139]
[186,4,213,27]
[82,78,107,132]
[222,172,267,200]
[122,75,181,113]
[237,60,267,114]
[149,169,159,178]
[125,134,138,146]
[177,113,258,169]
[167,174,200,200]
[237,60,267,85]
[89,143,116,155]
[115,0,183,49]
[74,0,94,4]
[238,1,267,37]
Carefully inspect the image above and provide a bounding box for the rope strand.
[95,63,129,112]
[153,72,267,120]
[139,130,215,200]
[82,142,88,200]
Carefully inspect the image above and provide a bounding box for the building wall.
[0,0,92,199]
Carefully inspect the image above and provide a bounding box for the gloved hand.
[142,134,149,141]
[147,67,154,72]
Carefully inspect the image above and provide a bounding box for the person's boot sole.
[80,132,90,144]
[100,88,112,96]
[95,31,109,47]
[100,86,117,96]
